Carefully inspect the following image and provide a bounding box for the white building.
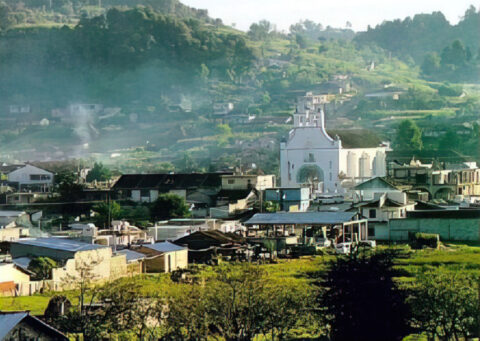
[0,164,54,192]
[280,93,387,193]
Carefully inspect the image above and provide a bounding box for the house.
[264,187,311,212]
[173,230,246,263]
[387,159,480,200]
[112,172,231,203]
[10,238,128,285]
[0,311,68,340]
[389,209,480,241]
[0,263,31,296]
[136,242,188,272]
[0,164,54,192]
[0,211,31,229]
[148,218,219,241]
[351,177,401,202]
[352,193,415,240]
[116,249,145,275]
[221,174,275,191]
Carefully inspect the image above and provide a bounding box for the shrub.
[409,232,439,249]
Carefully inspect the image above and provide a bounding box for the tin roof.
[0,311,68,340]
[143,241,187,253]
[245,212,358,225]
[117,249,146,262]
[13,238,108,252]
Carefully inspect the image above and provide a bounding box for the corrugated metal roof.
[143,241,187,253]
[117,249,145,262]
[0,311,28,339]
[12,257,32,271]
[245,212,357,225]
[14,238,108,252]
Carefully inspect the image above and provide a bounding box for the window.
[369,209,376,218]
[368,227,375,237]
[228,179,235,184]
[30,174,51,181]
[140,189,150,197]
[329,161,332,169]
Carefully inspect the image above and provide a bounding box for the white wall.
[8,164,53,187]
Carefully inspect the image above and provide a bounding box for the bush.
[409,232,439,249]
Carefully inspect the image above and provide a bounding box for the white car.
[358,240,376,248]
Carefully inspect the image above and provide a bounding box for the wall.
[389,218,480,241]
[0,264,30,284]
[0,227,21,241]
[51,248,114,286]
[221,175,275,190]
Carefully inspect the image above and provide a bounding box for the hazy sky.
[182,0,478,32]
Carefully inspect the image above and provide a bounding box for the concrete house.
[10,238,128,285]
[264,187,311,212]
[0,263,32,296]
[0,164,53,192]
[112,172,231,203]
[137,242,188,273]
[0,311,68,340]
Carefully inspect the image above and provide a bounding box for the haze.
[182,0,478,31]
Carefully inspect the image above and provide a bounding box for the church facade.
[280,93,387,193]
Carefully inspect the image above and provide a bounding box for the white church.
[280,93,387,193]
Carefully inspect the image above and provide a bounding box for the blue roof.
[245,212,358,225]
[117,249,146,262]
[0,311,67,339]
[14,238,108,252]
[0,312,28,339]
[143,241,186,253]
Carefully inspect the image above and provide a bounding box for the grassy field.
[2,244,480,316]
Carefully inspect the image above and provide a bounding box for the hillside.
[0,4,479,174]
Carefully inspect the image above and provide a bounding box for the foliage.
[409,232,439,249]
[28,257,58,281]
[55,170,85,201]
[92,201,122,228]
[150,193,190,221]
[320,250,411,341]
[408,270,479,340]
[395,119,423,150]
[86,162,111,182]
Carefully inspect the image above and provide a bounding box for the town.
[1,91,480,339]
[0,0,479,340]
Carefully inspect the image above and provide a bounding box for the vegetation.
[28,257,58,281]
[395,120,423,151]
[150,193,190,221]
[86,162,111,182]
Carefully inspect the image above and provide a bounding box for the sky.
[181,0,478,32]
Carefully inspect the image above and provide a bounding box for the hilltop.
[0,3,478,174]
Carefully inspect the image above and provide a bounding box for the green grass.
[4,245,480,316]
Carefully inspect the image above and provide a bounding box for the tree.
[55,170,84,201]
[395,119,423,150]
[150,193,189,221]
[216,123,233,147]
[421,53,441,75]
[204,264,267,341]
[248,20,273,41]
[28,257,57,280]
[92,201,122,228]
[408,271,478,340]
[441,40,468,67]
[320,249,411,341]
[86,162,111,182]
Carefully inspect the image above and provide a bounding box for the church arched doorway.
[296,164,324,185]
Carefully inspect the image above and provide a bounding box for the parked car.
[358,240,376,248]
